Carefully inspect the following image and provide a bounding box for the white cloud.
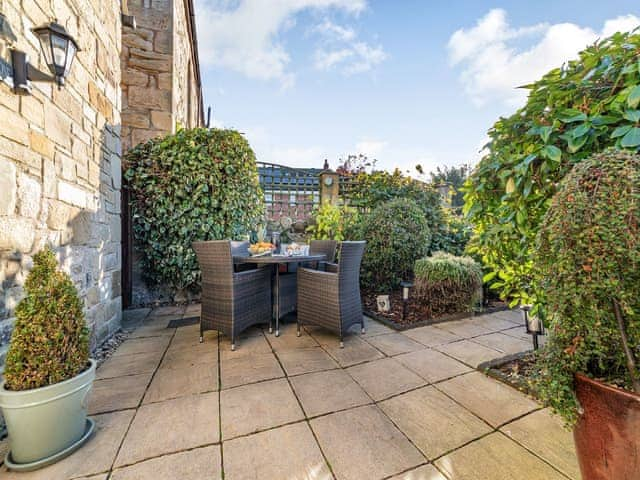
[193,0,366,87]
[448,9,640,107]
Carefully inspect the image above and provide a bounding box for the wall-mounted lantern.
[32,22,79,86]
[9,21,80,94]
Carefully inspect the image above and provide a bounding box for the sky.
[192,0,640,176]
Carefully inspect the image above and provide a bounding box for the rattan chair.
[193,240,271,350]
[296,241,366,347]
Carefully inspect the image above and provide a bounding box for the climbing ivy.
[464,30,640,305]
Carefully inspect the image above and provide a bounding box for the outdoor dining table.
[233,253,326,337]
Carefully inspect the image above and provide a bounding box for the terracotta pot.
[573,373,640,480]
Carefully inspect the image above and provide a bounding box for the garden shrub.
[356,198,431,292]
[414,252,482,315]
[124,128,264,293]
[430,210,472,257]
[4,248,89,391]
[307,203,346,240]
[465,30,640,306]
[533,150,640,425]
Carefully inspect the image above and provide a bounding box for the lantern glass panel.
[51,34,67,75]
[402,286,409,301]
[64,41,76,76]
[37,32,53,69]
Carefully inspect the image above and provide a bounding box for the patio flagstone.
[223,422,331,480]
[290,368,372,417]
[389,464,447,480]
[435,432,566,480]
[220,378,304,439]
[112,336,171,357]
[395,348,472,383]
[364,332,424,356]
[160,343,218,369]
[347,357,425,401]
[379,386,491,459]
[501,408,581,480]
[436,371,540,427]
[311,405,425,480]
[89,372,152,414]
[114,392,219,467]
[434,339,502,367]
[401,325,464,347]
[220,352,284,389]
[96,351,164,379]
[433,319,494,338]
[471,315,519,332]
[276,346,339,376]
[143,364,218,404]
[322,336,385,367]
[470,332,533,355]
[110,445,221,480]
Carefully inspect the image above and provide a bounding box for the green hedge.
[533,150,640,425]
[356,198,431,292]
[414,252,482,315]
[4,248,89,391]
[124,128,264,293]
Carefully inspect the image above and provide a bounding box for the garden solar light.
[32,21,79,87]
[521,304,544,350]
[400,280,413,321]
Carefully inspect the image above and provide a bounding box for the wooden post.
[319,170,340,205]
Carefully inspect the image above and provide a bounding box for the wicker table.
[233,254,326,336]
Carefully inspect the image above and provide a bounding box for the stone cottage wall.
[0,0,123,370]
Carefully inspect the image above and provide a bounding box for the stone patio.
[1,307,580,480]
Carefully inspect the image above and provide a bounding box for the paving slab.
[220,352,284,389]
[112,336,171,357]
[223,422,331,480]
[501,409,580,479]
[471,332,532,355]
[1,410,134,480]
[184,303,202,316]
[122,307,151,325]
[311,405,425,480]
[395,348,472,383]
[434,339,502,367]
[277,347,338,376]
[127,322,175,339]
[365,333,425,356]
[490,310,522,325]
[160,343,218,369]
[143,363,218,404]
[402,325,464,347]
[170,327,217,348]
[110,445,221,480]
[323,336,385,367]
[149,305,185,317]
[290,369,371,417]
[221,378,304,439]
[266,329,320,351]
[436,372,539,427]
[115,392,219,467]
[388,464,448,480]
[96,351,163,379]
[89,373,152,414]
[471,315,519,332]
[362,316,394,336]
[347,357,425,401]
[433,319,494,338]
[379,386,491,459]
[220,334,272,358]
[435,432,566,480]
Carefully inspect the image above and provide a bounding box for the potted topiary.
[0,247,96,471]
[533,150,639,480]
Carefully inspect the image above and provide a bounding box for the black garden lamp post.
[32,21,80,86]
[400,281,413,321]
[521,304,544,350]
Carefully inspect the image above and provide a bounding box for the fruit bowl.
[249,242,274,256]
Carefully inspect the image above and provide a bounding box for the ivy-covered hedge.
[464,30,640,306]
[533,150,640,425]
[124,128,264,293]
[355,198,431,292]
[4,248,89,391]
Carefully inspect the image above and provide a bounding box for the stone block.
[88,81,113,122]
[58,180,87,208]
[121,111,150,129]
[42,158,56,198]
[128,56,171,73]
[128,86,171,110]
[20,95,44,128]
[122,68,149,88]
[17,173,41,219]
[131,128,162,147]
[52,86,83,121]
[44,103,72,149]
[0,217,35,252]
[57,150,76,181]
[0,105,29,146]
[153,30,172,54]
[150,110,172,130]
[0,159,17,215]
[123,33,153,51]
[157,72,171,90]
[29,131,54,159]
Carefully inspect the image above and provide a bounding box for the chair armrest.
[323,262,339,273]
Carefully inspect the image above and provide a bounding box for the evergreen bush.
[4,248,89,391]
[533,150,640,424]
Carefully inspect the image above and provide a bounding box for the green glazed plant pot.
[0,359,96,470]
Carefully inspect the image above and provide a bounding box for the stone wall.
[0,0,123,369]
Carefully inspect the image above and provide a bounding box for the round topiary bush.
[4,247,89,391]
[124,128,264,293]
[357,198,431,292]
[414,252,482,315]
[533,150,640,424]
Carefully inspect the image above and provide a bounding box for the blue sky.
[193,0,639,175]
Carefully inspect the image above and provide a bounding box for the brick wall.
[0,0,123,368]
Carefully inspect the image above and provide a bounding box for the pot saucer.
[4,418,95,472]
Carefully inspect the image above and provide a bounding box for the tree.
[427,165,469,208]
